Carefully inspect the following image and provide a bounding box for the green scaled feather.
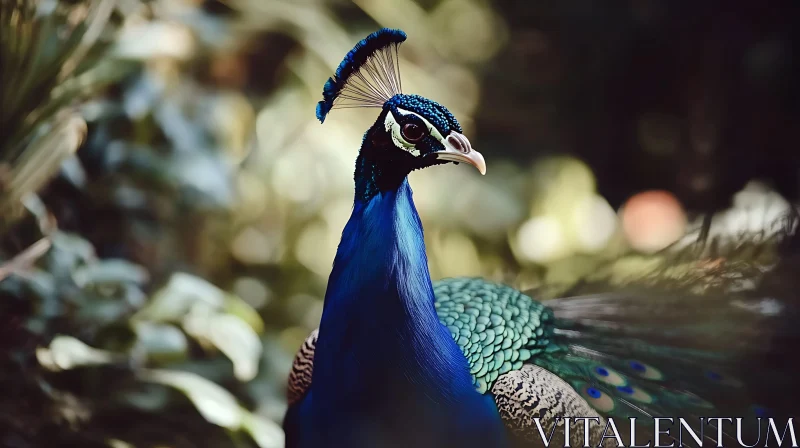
[433,277,796,446]
[433,277,557,393]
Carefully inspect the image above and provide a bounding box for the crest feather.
[316,28,407,123]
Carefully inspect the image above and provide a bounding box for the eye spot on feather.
[580,385,615,412]
[705,370,743,387]
[592,365,627,386]
[754,406,771,418]
[629,361,645,372]
[627,360,663,380]
[617,385,654,403]
[587,387,601,398]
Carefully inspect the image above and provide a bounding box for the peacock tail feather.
[431,277,798,445]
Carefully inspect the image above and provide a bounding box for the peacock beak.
[435,132,486,175]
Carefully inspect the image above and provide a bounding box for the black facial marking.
[370,124,392,147]
[354,105,458,201]
[355,112,414,200]
[354,110,448,201]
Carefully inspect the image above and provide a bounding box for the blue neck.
[299,176,509,448]
[313,179,475,405]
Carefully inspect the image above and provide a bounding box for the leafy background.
[1,1,798,447]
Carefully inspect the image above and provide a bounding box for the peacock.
[282,29,799,448]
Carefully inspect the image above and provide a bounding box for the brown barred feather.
[287,329,318,405]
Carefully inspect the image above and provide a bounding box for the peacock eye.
[401,123,426,143]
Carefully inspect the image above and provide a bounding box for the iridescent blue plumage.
[284,179,509,448]
[386,94,462,135]
[286,28,798,448]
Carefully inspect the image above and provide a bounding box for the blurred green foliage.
[1,1,796,447]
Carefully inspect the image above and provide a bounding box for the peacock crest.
[316,28,406,122]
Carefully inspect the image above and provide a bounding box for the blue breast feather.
[286,180,509,448]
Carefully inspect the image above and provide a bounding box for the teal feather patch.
[433,277,556,393]
[433,280,786,440]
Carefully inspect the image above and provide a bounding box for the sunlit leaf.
[133,321,189,361]
[72,259,150,288]
[134,272,226,322]
[137,369,244,429]
[224,293,266,333]
[183,304,263,381]
[36,335,116,371]
[241,411,285,448]
[50,231,97,262]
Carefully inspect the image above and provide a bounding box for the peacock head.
[315,29,485,183]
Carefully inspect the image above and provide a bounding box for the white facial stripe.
[383,107,447,156]
[383,109,413,152]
